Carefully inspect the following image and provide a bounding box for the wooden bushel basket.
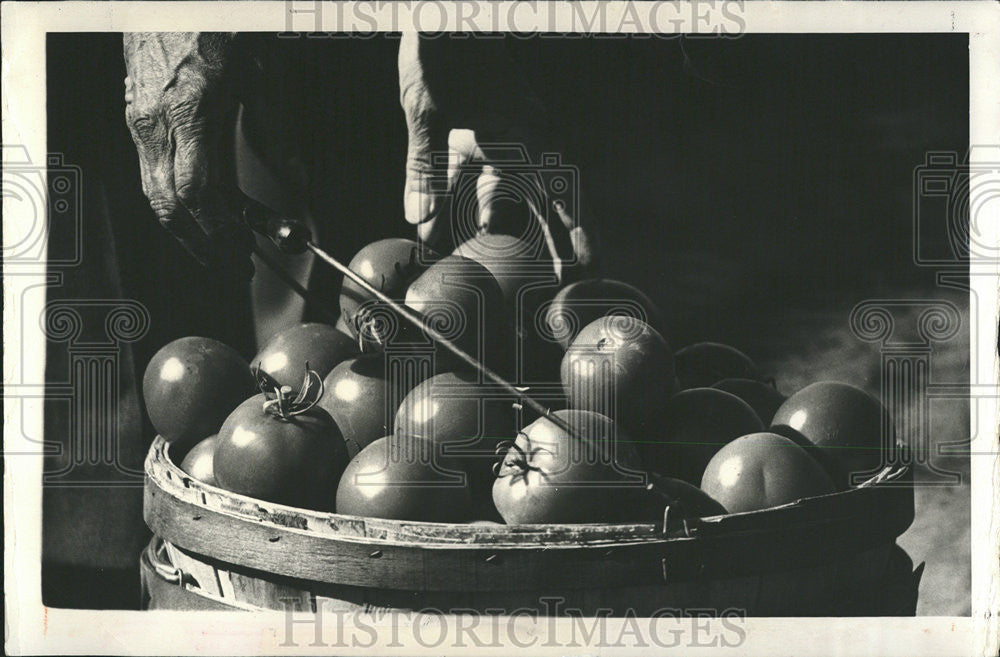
[142,436,922,616]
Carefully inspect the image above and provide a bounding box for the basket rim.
[144,437,914,591]
[146,435,911,547]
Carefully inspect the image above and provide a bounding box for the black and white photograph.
[3,2,999,655]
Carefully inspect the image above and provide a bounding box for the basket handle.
[146,537,184,585]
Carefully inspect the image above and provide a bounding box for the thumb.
[399,33,450,229]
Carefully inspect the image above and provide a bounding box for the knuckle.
[126,107,160,143]
[174,182,200,208]
[166,97,203,127]
[405,153,432,174]
[148,197,180,224]
[400,81,438,125]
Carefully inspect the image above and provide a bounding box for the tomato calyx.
[492,433,544,480]
[253,364,325,420]
[353,307,386,352]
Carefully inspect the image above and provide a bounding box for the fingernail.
[405,189,437,225]
[478,205,493,232]
[417,220,437,243]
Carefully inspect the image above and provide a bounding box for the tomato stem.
[492,434,542,478]
[260,368,325,420]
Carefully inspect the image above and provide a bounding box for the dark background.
[44,33,968,609]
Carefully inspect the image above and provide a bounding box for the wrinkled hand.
[124,33,250,276]
[398,33,599,280]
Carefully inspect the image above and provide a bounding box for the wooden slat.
[148,437,664,546]
[689,478,914,538]
[145,538,910,616]
[146,483,661,591]
[147,436,912,545]
[145,437,914,591]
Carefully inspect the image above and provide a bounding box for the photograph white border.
[4,2,998,655]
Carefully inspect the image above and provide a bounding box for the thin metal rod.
[304,241,583,441]
[251,243,341,327]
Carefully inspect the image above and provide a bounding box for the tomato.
[641,388,764,485]
[492,410,651,524]
[452,234,547,310]
[453,234,560,384]
[644,471,727,519]
[254,322,357,390]
[404,255,511,375]
[560,316,676,435]
[318,354,425,458]
[711,378,787,425]
[700,432,836,513]
[334,314,355,341]
[339,238,438,336]
[543,278,666,350]
[335,434,474,522]
[394,371,519,509]
[213,387,349,509]
[674,342,758,390]
[142,336,256,444]
[771,381,894,489]
[178,434,219,486]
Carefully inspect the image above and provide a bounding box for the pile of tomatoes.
[143,235,896,525]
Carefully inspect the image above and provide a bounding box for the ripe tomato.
[644,471,727,519]
[340,238,438,336]
[641,388,764,485]
[179,434,219,486]
[560,316,676,435]
[334,314,356,341]
[404,255,511,375]
[213,387,349,509]
[452,234,547,310]
[335,434,474,522]
[700,432,836,513]
[142,336,256,444]
[492,410,651,524]
[771,381,894,489]
[318,354,425,458]
[711,378,787,425]
[453,234,560,384]
[253,322,357,390]
[674,342,758,390]
[543,278,666,350]
[394,370,519,508]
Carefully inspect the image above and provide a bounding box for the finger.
[476,164,502,233]
[555,197,600,278]
[399,33,451,231]
[173,123,240,238]
[135,140,213,265]
[452,129,537,238]
[441,128,483,242]
[534,182,590,282]
[174,131,254,280]
[475,151,537,238]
